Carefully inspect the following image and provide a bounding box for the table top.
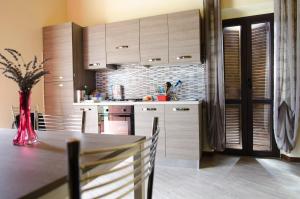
[0,129,144,199]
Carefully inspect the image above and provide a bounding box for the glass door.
[223,14,279,157]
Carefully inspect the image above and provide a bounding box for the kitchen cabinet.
[83,24,109,70]
[168,10,201,65]
[134,104,166,158]
[44,81,74,115]
[73,105,99,134]
[140,15,168,65]
[165,104,201,160]
[43,22,95,115]
[106,19,140,64]
[43,23,73,82]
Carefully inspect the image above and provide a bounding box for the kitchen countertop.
[73,100,202,106]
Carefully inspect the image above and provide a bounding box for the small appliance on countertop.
[111,84,124,100]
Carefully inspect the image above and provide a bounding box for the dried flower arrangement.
[0,48,49,145]
[0,48,49,92]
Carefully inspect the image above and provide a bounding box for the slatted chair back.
[11,105,38,129]
[67,117,159,199]
[37,111,86,133]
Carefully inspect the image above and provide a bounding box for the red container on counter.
[157,95,170,101]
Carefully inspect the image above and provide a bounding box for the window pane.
[225,104,242,149]
[224,26,241,100]
[251,23,271,100]
[253,104,272,151]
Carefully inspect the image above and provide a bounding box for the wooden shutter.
[251,23,271,99]
[251,22,272,151]
[224,26,242,149]
[224,27,241,100]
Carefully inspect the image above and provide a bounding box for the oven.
[98,105,134,135]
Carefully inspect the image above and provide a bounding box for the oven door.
[99,112,134,135]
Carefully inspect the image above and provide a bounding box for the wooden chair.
[67,117,159,199]
[37,111,86,133]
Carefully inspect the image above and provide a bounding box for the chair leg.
[67,139,81,199]
[147,167,155,199]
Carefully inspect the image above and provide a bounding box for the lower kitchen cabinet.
[165,104,201,160]
[134,103,202,161]
[73,105,99,134]
[134,104,166,158]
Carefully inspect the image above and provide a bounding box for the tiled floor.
[153,154,300,199]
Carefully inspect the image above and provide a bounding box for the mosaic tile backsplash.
[95,64,206,100]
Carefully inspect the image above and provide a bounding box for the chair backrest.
[37,111,86,133]
[67,117,159,199]
[11,105,38,129]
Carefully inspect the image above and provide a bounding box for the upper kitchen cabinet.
[140,15,168,65]
[106,19,140,64]
[43,23,73,82]
[83,24,108,70]
[168,10,201,65]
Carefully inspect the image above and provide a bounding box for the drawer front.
[140,15,168,65]
[83,25,107,69]
[134,104,165,157]
[168,10,201,65]
[165,104,200,160]
[106,19,140,64]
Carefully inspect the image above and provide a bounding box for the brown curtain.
[204,0,225,151]
[274,0,300,153]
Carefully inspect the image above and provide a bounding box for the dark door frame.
[222,14,279,157]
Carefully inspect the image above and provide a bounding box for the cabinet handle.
[89,63,101,67]
[116,45,129,49]
[142,108,157,111]
[58,83,63,87]
[52,76,64,80]
[173,107,190,111]
[80,108,92,111]
[148,58,161,62]
[176,55,192,60]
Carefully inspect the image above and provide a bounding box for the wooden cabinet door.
[134,104,165,158]
[43,23,73,82]
[165,104,200,160]
[140,15,168,65]
[44,81,74,115]
[73,106,99,134]
[106,19,140,64]
[168,10,201,65]
[83,24,107,70]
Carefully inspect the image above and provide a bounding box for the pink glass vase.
[13,91,38,146]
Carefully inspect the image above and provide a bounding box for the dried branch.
[0,48,49,92]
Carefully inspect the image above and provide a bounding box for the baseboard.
[281,154,300,162]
